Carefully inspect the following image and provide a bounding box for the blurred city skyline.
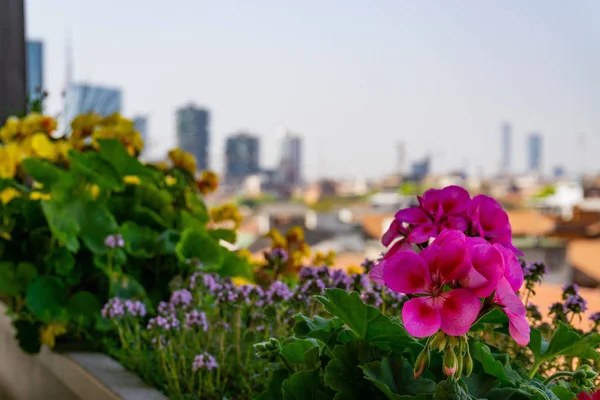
[26,0,600,179]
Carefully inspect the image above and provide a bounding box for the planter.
[0,303,167,400]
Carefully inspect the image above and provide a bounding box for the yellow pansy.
[210,203,243,229]
[29,133,58,161]
[30,191,51,201]
[70,113,101,140]
[197,170,219,195]
[265,229,286,249]
[0,187,21,204]
[0,116,20,142]
[54,140,71,161]
[237,248,253,261]
[0,143,22,179]
[20,113,57,137]
[286,226,305,242]
[164,175,177,186]
[154,161,170,171]
[312,250,336,267]
[123,175,141,185]
[168,148,196,175]
[88,184,101,199]
[40,323,67,348]
[231,276,254,287]
[346,265,365,275]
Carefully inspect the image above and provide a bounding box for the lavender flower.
[590,312,600,323]
[101,298,125,319]
[147,314,180,331]
[170,289,193,308]
[124,300,147,317]
[192,352,218,372]
[157,301,175,315]
[266,281,293,303]
[267,248,289,264]
[185,310,209,331]
[361,257,376,273]
[562,283,580,300]
[526,303,542,321]
[523,261,548,280]
[564,294,588,314]
[104,234,124,249]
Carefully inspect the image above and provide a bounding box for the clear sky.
[26,0,600,180]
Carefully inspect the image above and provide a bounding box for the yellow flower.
[196,170,219,195]
[231,276,254,287]
[0,116,20,142]
[265,229,286,248]
[30,191,51,201]
[20,113,57,137]
[164,175,177,186]
[54,140,71,161]
[286,226,305,242]
[237,248,253,261]
[88,184,101,199]
[0,143,21,178]
[154,161,170,171]
[312,250,336,267]
[346,265,365,275]
[71,113,101,139]
[123,175,141,185]
[29,133,59,161]
[168,148,196,175]
[210,203,243,229]
[40,323,67,348]
[0,187,21,204]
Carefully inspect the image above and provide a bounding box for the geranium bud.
[463,342,473,377]
[430,332,447,353]
[414,348,430,379]
[455,341,464,380]
[443,346,458,377]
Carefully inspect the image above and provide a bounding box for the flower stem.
[543,371,574,386]
[528,359,544,379]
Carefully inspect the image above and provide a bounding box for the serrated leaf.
[175,228,223,270]
[316,289,421,352]
[544,322,600,362]
[470,342,517,384]
[256,369,289,400]
[362,356,437,399]
[281,338,320,364]
[282,368,333,400]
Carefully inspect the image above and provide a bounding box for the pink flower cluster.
[370,186,529,345]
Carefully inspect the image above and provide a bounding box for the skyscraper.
[279,131,303,187]
[26,40,44,110]
[133,116,148,155]
[63,83,122,128]
[176,105,210,171]
[0,0,26,123]
[528,133,543,173]
[225,132,260,185]
[501,122,511,173]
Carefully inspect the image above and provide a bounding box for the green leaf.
[22,200,46,228]
[41,199,81,252]
[470,342,517,384]
[432,378,470,400]
[316,289,422,352]
[185,190,209,224]
[109,272,146,299]
[97,139,156,179]
[519,381,560,400]
[120,221,159,258]
[13,320,42,354]
[0,262,20,295]
[16,262,37,289]
[362,356,437,398]
[293,314,343,345]
[78,202,118,254]
[135,184,173,212]
[129,206,168,230]
[20,157,66,186]
[282,368,333,400]
[25,276,69,323]
[256,369,289,400]
[209,228,237,244]
[281,338,320,363]
[67,291,101,326]
[68,150,124,191]
[528,327,547,361]
[550,385,576,400]
[175,228,223,270]
[485,388,540,400]
[544,322,600,362]
[157,230,180,255]
[463,373,499,398]
[219,249,253,279]
[45,247,76,276]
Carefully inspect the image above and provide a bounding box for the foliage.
[0,112,233,353]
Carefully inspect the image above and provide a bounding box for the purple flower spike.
[192,352,218,372]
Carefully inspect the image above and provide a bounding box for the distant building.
[0,0,26,123]
[279,131,303,188]
[176,104,210,171]
[225,132,260,185]
[64,83,122,128]
[501,122,511,173]
[553,166,566,178]
[528,133,543,173]
[26,40,44,110]
[133,116,148,155]
[410,155,431,181]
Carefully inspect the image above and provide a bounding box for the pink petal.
[439,185,471,214]
[402,297,442,338]
[383,238,412,259]
[369,260,385,285]
[438,289,481,336]
[494,277,526,316]
[422,230,470,283]
[382,219,402,246]
[491,234,524,257]
[460,243,504,298]
[505,308,530,346]
[407,223,438,244]
[495,244,524,292]
[442,215,468,232]
[420,189,441,215]
[469,195,511,238]
[383,251,430,294]
[395,207,430,225]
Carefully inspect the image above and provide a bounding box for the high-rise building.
[133,116,148,155]
[528,133,543,173]
[225,132,260,185]
[410,155,431,181]
[279,131,302,187]
[26,40,44,110]
[64,83,122,128]
[501,122,511,173]
[0,0,26,123]
[176,104,210,171]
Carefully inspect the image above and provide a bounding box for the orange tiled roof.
[507,209,555,236]
[530,283,600,330]
[360,213,394,240]
[568,239,600,281]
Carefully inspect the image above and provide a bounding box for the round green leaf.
[25,276,69,323]
[175,228,223,270]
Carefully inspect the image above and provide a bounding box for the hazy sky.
[26,0,600,179]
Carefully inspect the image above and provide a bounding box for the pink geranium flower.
[381,230,480,338]
[578,391,600,400]
[460,237,505,298]
[384,186,470,246]
[494,277,530,345]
